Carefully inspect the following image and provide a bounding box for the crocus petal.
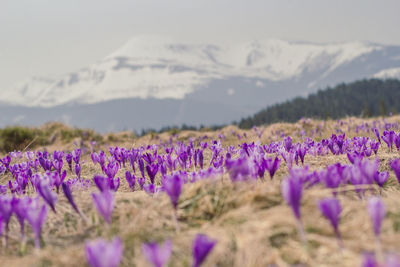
[367,197,386,238]
[62,182,80,215]
[92,190,115,224]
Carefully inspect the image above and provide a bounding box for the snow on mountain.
[215,40,380,79]
[373,67,400,80]
[0,76,58,106]
[0,36,387,107]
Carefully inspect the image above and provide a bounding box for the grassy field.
[0,116,400,267]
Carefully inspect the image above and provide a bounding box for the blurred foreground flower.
[62,182,81,215]
[318,197,342,247]
[390,159,400,184]
[37,180,57,213]
[192,234,217,267]
[85,237,123,267]
[142,240,172,267]
[26,202,47,248]
[367,197,386,239]
[163,174,182,211]
[281,175,306,243]
[92,190,115,224]
[361,252,378,267]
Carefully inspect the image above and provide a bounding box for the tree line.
[238,79,400,129]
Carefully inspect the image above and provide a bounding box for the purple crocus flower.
[347,152,363,165]
[367,197,386,239]
[142,152,153,165]
[72,148,81,164]
[144,183,157,195]
[382,130,396,152]
[65,152,73,171]
[296,144,307,165]
[395,133,400,151]
[373,128,381,143]
[360,159,379,184]
[92,190,115,224]
[139,159,145,178]
[284,136,293,151]
[26,202,47,248]
[39,157,52,171]
[198,150,204,169]
[322,163,344,194]
[62,182,81,215]
[264,157,281,179]
[385,254,400,267]
[142,240,172,267]
[159,163,167,177]
[105,162,119,179]
[52,159,63,174]
[91,152,99,166]
[390,159,400,184]
[125,171,136,191]
[281,175,306,242]
[138,177,146,190]
[75,163,81,180]
[0,195,13,246]
[361,252,378,267]
[146,164,159,184]
[98,151,106,171]
[192,234,217,267]
[370,141,380,155]
[0,185,7,195]
[37,180,58,213]
[0,195,13,225]
[374,171,389,187]
[318,198,342,246]
[163,174,182,210]
[109,177,120,192]
[93,175,110,192]
[0,217,3,237]
[85,237,123,267]
[52,170,67,193]
[225,156,253,182]
[281,151,296,169]
[128,150,138,173]
[11,196,31,242]
[281,176,303,220]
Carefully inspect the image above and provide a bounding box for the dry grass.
[0,116,400,266]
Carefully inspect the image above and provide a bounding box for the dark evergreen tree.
[238,79,400,128]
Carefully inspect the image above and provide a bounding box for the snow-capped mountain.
[0,37,392,107]
[1,36,400,131]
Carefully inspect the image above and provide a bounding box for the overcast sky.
[0,0,399,90]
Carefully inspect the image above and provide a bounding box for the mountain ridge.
[1,36,400,131]
[1,36,396,108]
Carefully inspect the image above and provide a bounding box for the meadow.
[0,116,400,267]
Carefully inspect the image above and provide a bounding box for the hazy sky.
[1,0,399,90]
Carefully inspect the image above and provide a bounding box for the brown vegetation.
[0,116,400,266]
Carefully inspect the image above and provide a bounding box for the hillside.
[1,116,400,266]
[239,78,400,128]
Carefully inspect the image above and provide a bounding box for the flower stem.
[174,209,180,233]
[375,237,383,263]
[296,219,307,245]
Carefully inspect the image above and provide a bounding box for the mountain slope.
[1,37,400,131]
[1,37,397,107]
